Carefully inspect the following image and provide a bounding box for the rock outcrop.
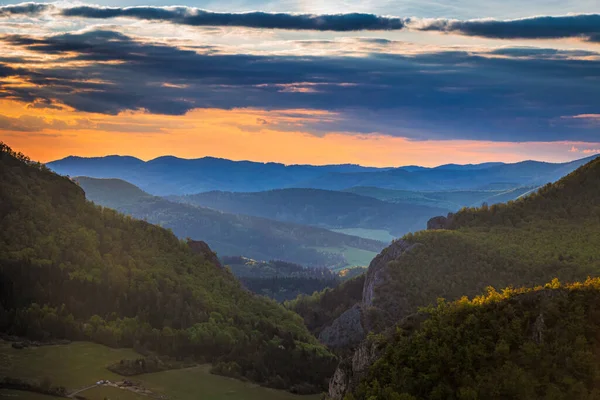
[187,240,222,268]
[362,239,419,307]
[328,339,381,399]
[326,239,421,399]
[319,304,365,349]
[426,213,454,230]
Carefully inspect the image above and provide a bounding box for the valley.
[3,142,600,400]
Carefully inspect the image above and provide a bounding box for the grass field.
[0,389,64,399]
[331,228,395,243]
[314,246,378,269]
[0,341,321,400]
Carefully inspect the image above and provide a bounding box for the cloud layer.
[1,3,599,41]
[1,29,599,143]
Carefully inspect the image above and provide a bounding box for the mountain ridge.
[47,154,598,195]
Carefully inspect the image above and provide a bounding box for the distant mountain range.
[75,177,385,267]
[47,155,598,196]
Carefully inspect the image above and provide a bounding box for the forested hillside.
[355,279,600,400]
[76,177,385,268]
[286,275,366,338]
[222,256,339,302]
[371,156,600,327]
[333,155,600,399]
[171,188,446,237]
[0,143,336,393]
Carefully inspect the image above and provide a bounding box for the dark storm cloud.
[61,6,406,31]
[415,14,600,42]
[1,30,600,142]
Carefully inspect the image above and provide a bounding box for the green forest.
[222,256,340,302]
[0,143,336,393]
[355,278,600,400]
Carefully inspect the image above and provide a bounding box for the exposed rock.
[427,213,454,230]
[328,339,381,399]
[362,239,419,307]
[319,305,365,349]
[187,240,222,268]
[326,239,422,399]
[532,313,545,344]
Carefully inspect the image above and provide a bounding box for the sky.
[0,0,599,166]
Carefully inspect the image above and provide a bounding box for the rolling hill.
[0,143,336,392]
[169,188,448,237]
[75,177,386,267]
[344,186,538,211]
[47,154,597,195]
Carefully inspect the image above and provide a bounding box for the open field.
[0,389,65,399]
[0,341,321,400]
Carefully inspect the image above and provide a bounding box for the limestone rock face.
[328,340,381,399]
[319,304,365,349]
[326,239,421,399]
[362,239,418,308]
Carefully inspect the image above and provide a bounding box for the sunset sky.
[0,0,599,166]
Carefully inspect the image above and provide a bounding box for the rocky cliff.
[325,239,421,399]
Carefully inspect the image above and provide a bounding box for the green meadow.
[0,341,321,400]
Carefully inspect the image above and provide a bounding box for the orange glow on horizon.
[0,99,595,167]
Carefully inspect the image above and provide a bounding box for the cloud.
[1,30,600,143]
[1,3,599,41]
[59,6,406,31]
[410,14,600,42]
[0,113,91,131]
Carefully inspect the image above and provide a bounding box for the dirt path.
[68,384,98,397]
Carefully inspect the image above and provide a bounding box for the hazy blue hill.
[169,188,448,237]
[434,162,505,170]
[48,154,596,195]
[344,186,537,210]
[49,156,390,195]
[76,177,386,267]
[298,156,598,191]
[74,176,151,208]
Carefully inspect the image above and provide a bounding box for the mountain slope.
[170,188,448,237]
[326,155,600,398]
[0,143,336,392]
[75,177,386,267]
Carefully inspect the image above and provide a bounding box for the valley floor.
[0,341,321,400]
